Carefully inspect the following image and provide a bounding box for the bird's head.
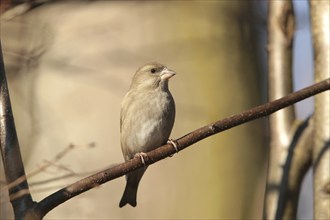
[130,62,176,91]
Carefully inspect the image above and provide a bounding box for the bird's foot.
[167,139,179,157]
[134,152,148,167]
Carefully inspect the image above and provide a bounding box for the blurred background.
[0,1,313,219]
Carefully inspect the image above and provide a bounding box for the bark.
[310,1,330,219]
[0,42,35,219]
[264,1,300,219]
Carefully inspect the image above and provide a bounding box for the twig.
[30,78,330,218]
[1,144,77,193]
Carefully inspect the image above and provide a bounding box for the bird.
[119,62,176,208]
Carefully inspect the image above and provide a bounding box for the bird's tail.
[119,167,146,208]
[119,183,138,208]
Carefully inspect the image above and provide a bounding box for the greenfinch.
[119,62,176,207]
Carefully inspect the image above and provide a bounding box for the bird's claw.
[167,139,179,156]
[134,152,147,167]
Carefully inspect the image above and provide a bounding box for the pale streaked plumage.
[119,62,176,207]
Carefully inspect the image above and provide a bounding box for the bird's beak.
[160,67,176,80]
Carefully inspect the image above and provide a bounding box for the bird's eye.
[150,68,156,74]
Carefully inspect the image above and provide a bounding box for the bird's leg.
[134,152,148,167]
[167,139,179,153]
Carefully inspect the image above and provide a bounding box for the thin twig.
[1,144,78,193]
[32,78,330,218]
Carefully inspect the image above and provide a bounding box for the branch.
[0,41,34,219]
[27,78,330,218]
[274,117,313,219]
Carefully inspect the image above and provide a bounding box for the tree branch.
[0,41,34,219]
[26,78,330,218]
[275,117,313,219]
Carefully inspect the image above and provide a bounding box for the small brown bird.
[119,62,176,208]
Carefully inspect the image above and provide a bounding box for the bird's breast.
[121,89,175,158]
